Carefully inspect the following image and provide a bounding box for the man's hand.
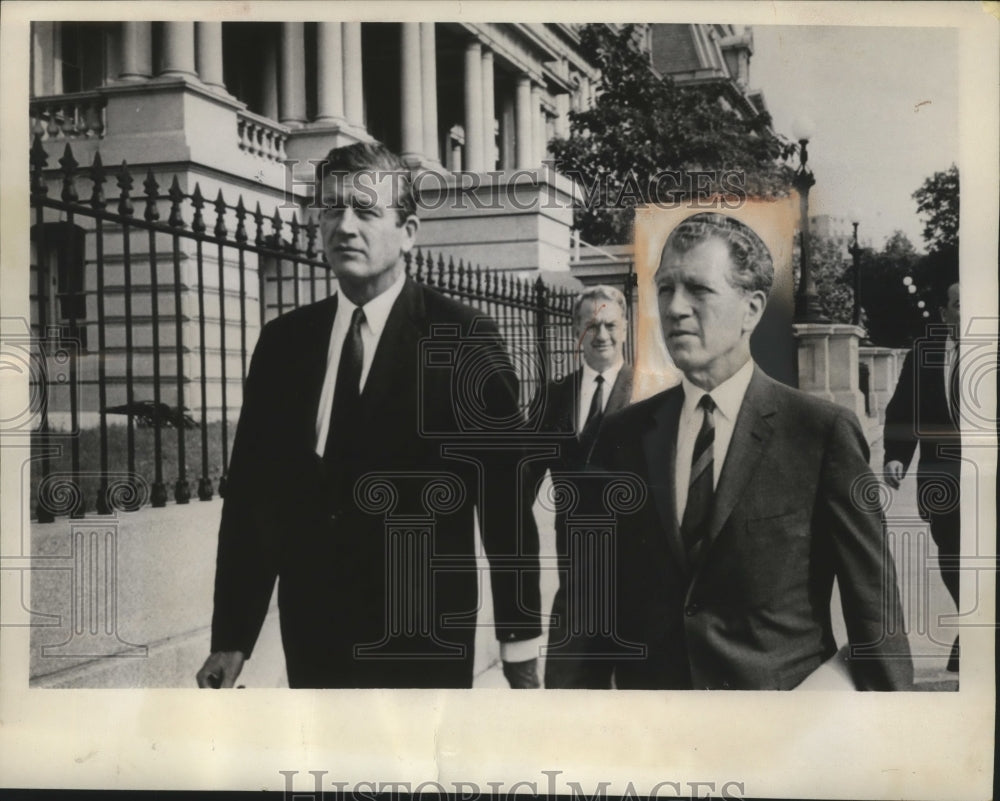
[884,460,905,490]
[196,650,246,688]
[501,658,540,689]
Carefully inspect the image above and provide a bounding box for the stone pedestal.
[794,323,866,420]
[860,345,902,421]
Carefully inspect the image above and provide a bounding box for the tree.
[549,24,796,245]
[808,235,859,325]
[912,165,959,254]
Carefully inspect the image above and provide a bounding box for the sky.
[749,25,959,251]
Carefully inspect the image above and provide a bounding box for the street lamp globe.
[903,276,913,287]
[908,284,917,294]
[917,300,926,309]
[923,310,930,318]
[792,116,816,143]
[848,207,862,226]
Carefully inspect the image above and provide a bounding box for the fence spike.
[414,249,425,283]
[234,196,248,244]
[288,212,300,252]
[447,256,456,290]
[253,201,265,247]
[304,216,316,257]
[271,208,284,242]
[116,161,134,217]
[190,183,206,234]
[59,143,79,203]
[403,249,412,277]
[143,169,160,222]
[167,176,185,229]
[30,134,49,199]
[89,152,106,209]
[213,188,227,238]
[457,259,467,291]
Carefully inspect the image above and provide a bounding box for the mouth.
[333,246,365,256]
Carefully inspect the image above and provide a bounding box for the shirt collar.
[581,358,624,388]
[680,358,755,423]
[335,272,406,339]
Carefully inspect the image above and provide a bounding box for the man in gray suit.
[568,212,913,690]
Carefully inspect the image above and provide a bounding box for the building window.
[31,222,89,350]
[60,22,111,93]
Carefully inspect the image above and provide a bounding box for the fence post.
[535,275,549,390]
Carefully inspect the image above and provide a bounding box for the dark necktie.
[680,394,716,566]
[582,374,605,433]
[324,305,366,465]
[948,346,960,428]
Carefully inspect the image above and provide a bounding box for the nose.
[333,206,359,235]
[662,288,691,318]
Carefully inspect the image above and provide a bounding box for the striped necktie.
[681,394,716,565]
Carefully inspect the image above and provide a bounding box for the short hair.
[316,141,417,224]
[659,212,773,296]
[573,284,628,328]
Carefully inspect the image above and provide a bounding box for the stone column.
[315,23,344,122]
[400,23,423,165]
[279,22,307,126]
[463,40,484,172]
[420,23,440,164]
[160,22,196,77]
[580,75,591,108]
[195,22,224,90]
[531,84,544,165]
[261,36,279,120]
[515,76,533,170]
[119,22,152,81]
[343,22,364,128]
[555,92,570,139]
[481,47,495,170]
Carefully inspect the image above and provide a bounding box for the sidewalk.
[25,443,956,690]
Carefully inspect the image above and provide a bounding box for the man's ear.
[742,289,767,334]
[401,215,420,252]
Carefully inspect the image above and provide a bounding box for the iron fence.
[27,136,582,521]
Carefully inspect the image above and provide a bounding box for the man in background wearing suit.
[570,212,913,690]
[527,285,634,687]
[884,278,961,672]
[196,142,542,689]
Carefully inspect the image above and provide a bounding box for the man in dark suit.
[196,142,542,689]
[884,279,961,672]
[526,286,634,687]
[568,212,913,690]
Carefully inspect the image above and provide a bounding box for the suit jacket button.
[685,603,699,616]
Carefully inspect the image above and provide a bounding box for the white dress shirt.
[674,358,755,523]
[577,360,624,433]
[314,273,407,457]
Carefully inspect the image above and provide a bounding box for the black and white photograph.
[0,1,996,798]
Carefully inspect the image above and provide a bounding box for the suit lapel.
[359,278,424,420]
[642,387,688,573]
[700,367,777,555]
[300,295,340,445]
[605,364,634,416]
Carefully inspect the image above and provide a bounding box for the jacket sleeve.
[821,409,914,690]
[883,349,919,471]
[209,325,281,657]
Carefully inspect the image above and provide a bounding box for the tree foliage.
[912,164,959,254]
[550,24,797,245]
[809,229,927,347]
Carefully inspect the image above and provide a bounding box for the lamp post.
[849,218,863,325]
[792,118,826,323]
